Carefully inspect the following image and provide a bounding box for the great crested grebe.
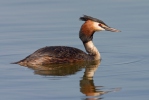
[13,15,120,66]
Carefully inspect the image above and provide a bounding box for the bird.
[13,15,120,66]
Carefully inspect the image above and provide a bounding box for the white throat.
[83,41,101,60]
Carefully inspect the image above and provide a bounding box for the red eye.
[98,24,102,26]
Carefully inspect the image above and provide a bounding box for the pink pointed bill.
[104,26,121,32]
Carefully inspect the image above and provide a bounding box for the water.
[0,0,149,100]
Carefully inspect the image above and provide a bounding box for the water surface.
[0,0,149,100]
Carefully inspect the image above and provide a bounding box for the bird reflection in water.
[80,60,121,100]
[19,60,120,99]
[80,60,107,97]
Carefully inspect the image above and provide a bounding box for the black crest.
[80,15,107,26]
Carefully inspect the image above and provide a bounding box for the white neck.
[83,41,101,60]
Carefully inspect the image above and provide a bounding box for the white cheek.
[93,22,105,31]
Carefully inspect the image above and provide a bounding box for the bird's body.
[13,15,120,66]
[16,46,89,66]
